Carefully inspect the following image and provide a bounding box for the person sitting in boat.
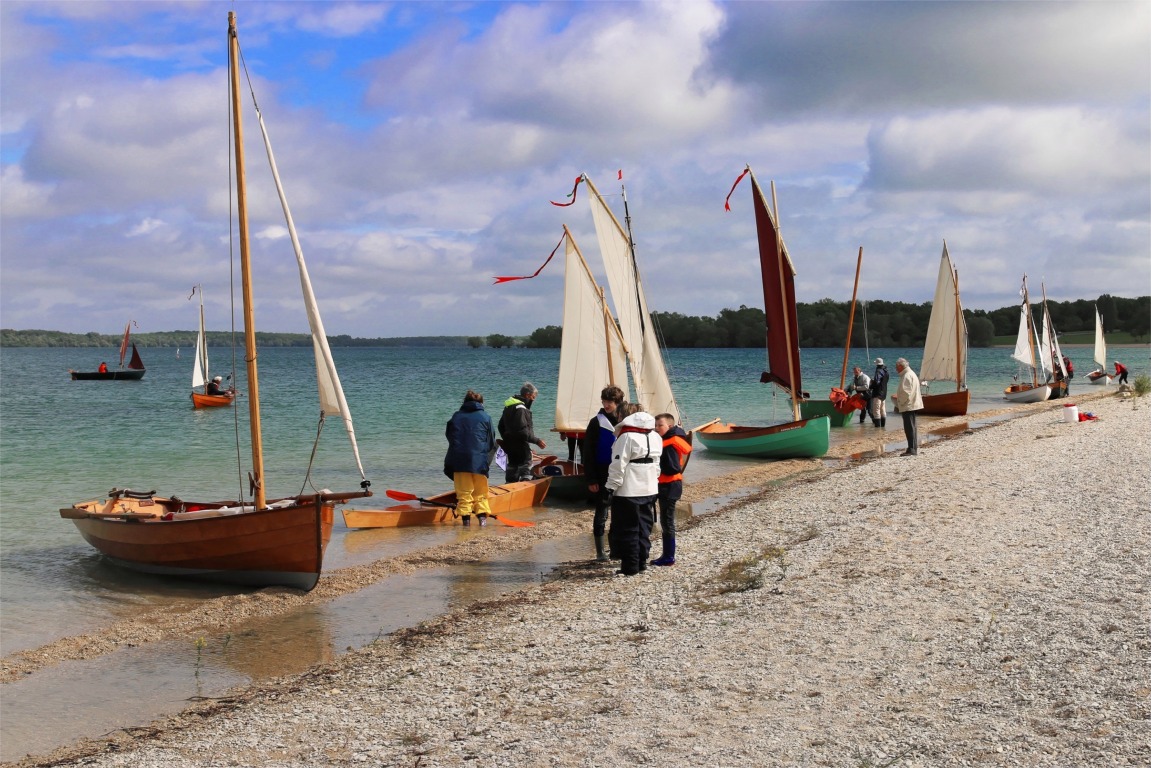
[206,376,231,397]
[98,361,108,373]
[1113,361,1129,385]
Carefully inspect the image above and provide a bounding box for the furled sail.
[253,109,367,481]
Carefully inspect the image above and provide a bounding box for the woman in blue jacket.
[445,390,497,526]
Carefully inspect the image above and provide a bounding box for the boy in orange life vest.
[651,413,691,566]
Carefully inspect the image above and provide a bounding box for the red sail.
[750,173,802,397]
[118,322,131,368]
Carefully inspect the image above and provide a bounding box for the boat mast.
[953,266,963,392]
[769,179,801,423]
[619,181,646,338]
[1022,276,1039,388]
[198,285,208,394]
[839,246,863,389]
[229,12,266,509]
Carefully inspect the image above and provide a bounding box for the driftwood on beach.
[5,390,1148,768]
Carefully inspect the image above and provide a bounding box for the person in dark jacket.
[651,413,691,566]
[582,385,625,561]
[497,382,545,484]
[869,358,889,428]
[445,390,497,526]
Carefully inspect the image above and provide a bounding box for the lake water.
[1,343,1147,759]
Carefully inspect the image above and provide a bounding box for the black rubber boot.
[594,535,609,562]
[881,417,886,428]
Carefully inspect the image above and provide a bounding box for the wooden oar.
[384,489,535,528]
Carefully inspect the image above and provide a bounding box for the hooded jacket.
[445,400,496,475]
[605,411,662,498]
[497,395,541,464]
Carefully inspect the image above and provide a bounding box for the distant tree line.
[521,294,1149,349]
[3,294,1146,349]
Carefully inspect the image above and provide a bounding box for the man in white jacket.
[893,357,924,456]
[605,409,662,576]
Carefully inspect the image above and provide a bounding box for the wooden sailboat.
[1003,275,1050,403]
[1039,283,1068,400]
[696,167,830,458]
[798,246,866,426]
[60,12,372,591]
[504,175,689,496]
[69,321,146,381]
[919,241,970,416]
[541,224,630,498]
[342,479,550,529]
[1087,306,1112,385]
[189,285,235,408]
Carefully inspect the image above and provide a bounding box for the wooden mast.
[953,265,963,393]
[1022,276,1038,388]
[769,179,801,423]
[839,246,863,389]
[229,12,266,509]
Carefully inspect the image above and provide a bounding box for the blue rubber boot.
[651,538,676,566]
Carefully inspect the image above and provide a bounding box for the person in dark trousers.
[869,358,889,428]
[206,375,230,396]
[605,408,661,576]
[651,413,691,566]
[893,357,924,456]
[445,390,497,526]
[583,385,625,561]
[1113,361,1129,385]
[497,382,545,483]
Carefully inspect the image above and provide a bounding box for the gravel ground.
[6,391,1148,768]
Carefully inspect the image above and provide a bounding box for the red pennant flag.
[617,169,623,180]
[493,231,566,284]
[550,175,585,206]
[724,167,750,211]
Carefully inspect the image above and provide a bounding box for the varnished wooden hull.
[1087,371,1112,386]
[696,416,830,459]
[191,392,235,408]
[60,493,349,590]
[342,479,550,529]
[1003,383,1050,403]
[920,389,970,416]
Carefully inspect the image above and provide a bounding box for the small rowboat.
[342,478,549,529]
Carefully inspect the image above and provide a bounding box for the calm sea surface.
[1,343,1146,658]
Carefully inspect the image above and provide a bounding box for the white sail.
[1093,306,1107,369]
[555,228,630,432]
[920,242,966,387]
[1011,302,1033,369]
[254,110,367,481]
[583,175,678,420]
[192,317,207,390]
[1041,297,1065,380]
[191,286,209,391]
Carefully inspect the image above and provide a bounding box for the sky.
[1,0,1148,337]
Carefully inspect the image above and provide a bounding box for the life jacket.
[617,425,656,463]
[659,426,692,483]
[1063,357,1074,376]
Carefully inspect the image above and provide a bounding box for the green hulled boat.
[695,416,830,459]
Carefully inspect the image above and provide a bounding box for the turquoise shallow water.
[1,343,1146,656]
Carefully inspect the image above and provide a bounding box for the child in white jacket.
[605,409,662,576]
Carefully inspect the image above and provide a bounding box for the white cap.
[874,357,884,365]
[213,376,223,382]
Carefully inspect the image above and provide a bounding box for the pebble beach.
[6,390,1149,768]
